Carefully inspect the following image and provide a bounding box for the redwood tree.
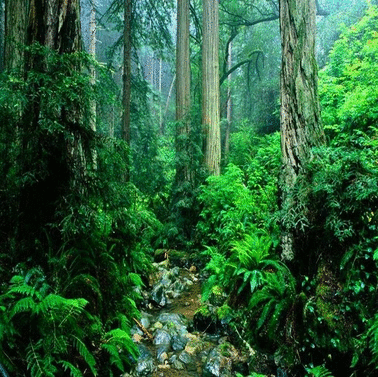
[175,0,191,184]
[122,0,132,180]
[9,0,87,265]
[202,0,221,176]
[279,0,326,261]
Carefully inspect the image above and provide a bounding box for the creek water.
[127,261,251,377]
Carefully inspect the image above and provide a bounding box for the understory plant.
[0,47,160,376]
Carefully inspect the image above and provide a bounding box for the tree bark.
[15,0,83,264]
[202,0,221,176]
[176,0,191,184]
[4,0,29,72]
[122,0,131,181]
[89,0,97,132]
[225,40,232,159]
[279,0,326,261]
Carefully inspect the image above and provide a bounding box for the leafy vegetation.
[1,1,378,376]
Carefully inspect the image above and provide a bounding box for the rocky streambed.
[124,258,256,377]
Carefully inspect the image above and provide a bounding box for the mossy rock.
[154,249,190,266]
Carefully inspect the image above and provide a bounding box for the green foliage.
[305,365,334,377]
[320,5,378,137]
[0,45,161,375]
[248,265,297,343]
[197,164,253,245]
[0,269,96,376]
[197,129,280,247]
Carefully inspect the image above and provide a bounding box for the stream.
[124,257,266,377]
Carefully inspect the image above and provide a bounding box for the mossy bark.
[122,0,131,181]
[175,0,191,184]
[279,0,326,261]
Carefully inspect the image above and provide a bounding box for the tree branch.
[220,50,264,86]
[222,28,238,79]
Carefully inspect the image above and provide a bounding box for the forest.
[0,0,378,376]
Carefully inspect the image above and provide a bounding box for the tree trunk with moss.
[15,0,84,264]
[279,0,326,261]
[4,0,29,72]
[202,0,221,176]
[122,0,131,181]
[175,0,191,184]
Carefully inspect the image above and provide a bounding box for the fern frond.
[101,344,124,371]
[202,275,218,302]
[11,297,36,316]
[368,313,378,368]
[58,360,83,377]
[256,299,274,330]
[305,364,334,377]
[103,328,138,360]
[72,336,97,376]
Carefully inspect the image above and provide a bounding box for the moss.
[195,305,211,317]
[216,304,232,320]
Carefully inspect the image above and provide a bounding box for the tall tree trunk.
[15,0,83,264]
[202,0,221,176]
[89,0,97,132]
[225,40,232,159]
[0,0,5,72]
[122,0,131,181]
[176,0,191,184]
[4,0,29,72]
[159,57,163,131]
[279,0,325,261]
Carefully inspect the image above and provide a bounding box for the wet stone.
[157,350,169,364]
[151,284,167,307]
[135,344,156,376]
[172,334,189,351]
[178,350,192,365]
[154,329,172,346]
[171,266,180,276]
[202,347,232,377]
[157,312,188,328]
[170,355,185,370]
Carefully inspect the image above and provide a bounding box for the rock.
[136,359,156,376]
[170,355,185,370]
[160,271,172,288]
[140,317,150,330]
[151,284,167,307]
[132,333,143,343]
[189,265,197,273]
[183,277,194,287]
[157,312,189,328]
[171,266,180,276]
[135,345,156,376]
[171,280,187,293]
[150,321,163,332]
[157,350,169,364]
[154,329,172,346]
[172,334,189,351]
[179,351,192,364]
[202,347,232,377]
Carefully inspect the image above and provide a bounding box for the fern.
[305,365,334,377]
[58,361,84,377]
[368,313,378,368]
[249,267,296,341]
[72,336,97,376]
[101,328,138,372]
